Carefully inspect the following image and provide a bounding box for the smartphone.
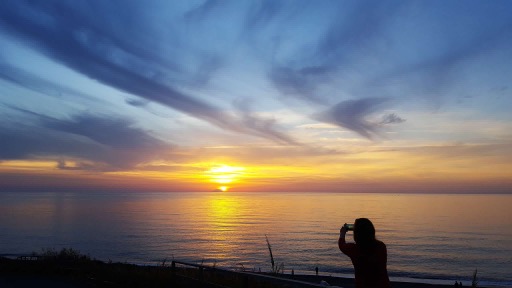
[343,223,354,231]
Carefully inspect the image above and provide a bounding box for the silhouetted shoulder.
[376,240,386,248]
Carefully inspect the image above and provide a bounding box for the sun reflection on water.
[197,195,247,259]
[209,196,239,222]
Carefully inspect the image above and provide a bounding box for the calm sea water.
[0,192,511,286]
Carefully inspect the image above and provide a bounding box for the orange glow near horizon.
[1,146,512,193]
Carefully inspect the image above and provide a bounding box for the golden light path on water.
[1,192,511,284]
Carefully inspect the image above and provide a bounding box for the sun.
[206,164,245,191]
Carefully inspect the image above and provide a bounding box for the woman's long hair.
[353,218,376,248]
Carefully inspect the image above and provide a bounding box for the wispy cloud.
[315,98,391,140]
[380,113,406,125]
[0,111,173,170]
[125,98,149,107]
[233,98,298,145]
[0,61,100,103]
[0,1,295,144]
[269,66,334,104]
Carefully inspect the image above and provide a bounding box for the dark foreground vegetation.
[0,248,331,288]
[0,249,174,288]
[0,248,462,288]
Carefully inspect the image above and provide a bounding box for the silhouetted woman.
[339,218,391,288]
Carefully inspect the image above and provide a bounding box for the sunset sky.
[0,0,511,193]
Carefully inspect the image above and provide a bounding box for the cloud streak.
[316,98,391,140]
[0,61,101,104]
[0,0,295,144]
[380,113,405,125]
[0,112,173,170]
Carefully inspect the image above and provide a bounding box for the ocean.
[0,192,511,286]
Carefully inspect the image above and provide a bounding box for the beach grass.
[265,235,284,275]
[472,269,479,288]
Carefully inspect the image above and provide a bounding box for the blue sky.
[0,0,511,192]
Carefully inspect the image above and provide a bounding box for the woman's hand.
[340,223,348,234]
[338,224,348,249]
